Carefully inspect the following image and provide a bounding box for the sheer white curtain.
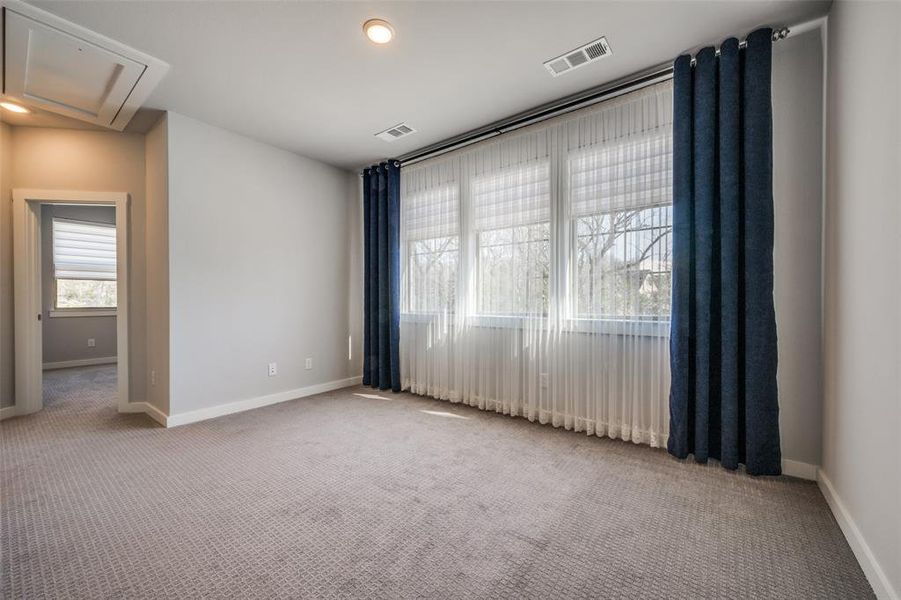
[400,81,673,447]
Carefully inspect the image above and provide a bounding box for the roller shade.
[570,131,673,217]
[472,161,550,230]
[53,218,117,280]
[404,185,459,240]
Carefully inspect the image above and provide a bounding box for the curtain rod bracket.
[773,27,790,41]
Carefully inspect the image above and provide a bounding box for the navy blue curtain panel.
[668,28,781,476]
[362,161,401,392]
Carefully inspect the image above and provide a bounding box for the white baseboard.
[0,405,18,421]
[818,470,898,600]
[781,458,818,481]
[119,402,167,427]
[164,376,363,428]
[43,357,117,370]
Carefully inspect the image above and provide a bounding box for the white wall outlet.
[268,362,277,377]
[150,370,157,386]
[305,357,313,370]
[539,373,549,388]
[87,338,96,347]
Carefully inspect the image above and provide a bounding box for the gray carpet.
[1,365,873,599]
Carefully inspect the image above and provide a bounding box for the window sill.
[49,309,117,318]
[566,318,669,337]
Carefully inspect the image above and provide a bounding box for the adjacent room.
[41,203,120,414]
[0,1,898,599]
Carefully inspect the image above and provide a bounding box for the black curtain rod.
[385,26,792,169]
[397,65,675,168]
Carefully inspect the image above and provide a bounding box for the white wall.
[166,112,359,415]
[40,204,118,365]
[772,28,825,468]
[822,2,901,599]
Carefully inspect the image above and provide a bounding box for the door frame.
[13,189,130,415]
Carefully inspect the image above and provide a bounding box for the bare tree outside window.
[56,279,117,309]
[407,236,458,313]
[574,205,672,320]
[477,222,550,315]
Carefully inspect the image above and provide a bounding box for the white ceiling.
[24,1,830,171]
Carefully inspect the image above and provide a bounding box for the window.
[398,83,675,454]
[569,133,673,320]
[477,223,550,315]
[408,235,459,313]
[399,81,674,327]
[473,162,550,315]
[52,218,117,310]
[573,207,672,319]
[404,185,459,313]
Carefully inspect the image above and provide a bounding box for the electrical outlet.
[87,338,96,348]
[151,370,157,386]
[268,362,277,377]
[305,357,313,370]
[539,373,549,388]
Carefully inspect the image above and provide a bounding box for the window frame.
[50,217,118,317]
[474,221,551,318]
[399,85,675,336]
[470,160,552,318]
[50,280,118,317]
[568,205,673,325]
[404,233,460,316]
[565,130,674,327]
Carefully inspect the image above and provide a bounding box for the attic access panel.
[2,3,168,130]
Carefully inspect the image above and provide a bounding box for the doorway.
[12,190,130,415]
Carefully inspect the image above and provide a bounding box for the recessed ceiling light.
[363,19,394,45]
[0,101,30,114]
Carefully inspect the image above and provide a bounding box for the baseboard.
[165,376,363,428]
[43,357,117,370]
[781,458,818,481]
[818,470,898,600]
[119,402,167,427]
[0,405,18,421]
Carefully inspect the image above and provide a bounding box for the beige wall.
[0,122,12,408]
[145,115,170,414]
[8,127,148,406]
[40,204,118,364]
[823,2,901,598]
[347,174,364,378]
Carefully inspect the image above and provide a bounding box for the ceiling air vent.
[544,36,612,77]
[375,123,417,142]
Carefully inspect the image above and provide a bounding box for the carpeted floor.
[1,365,873,599]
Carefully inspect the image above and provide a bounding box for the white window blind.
[404,185,459,240]
[404,185,461,313]
[570,132,672,216]
[53,218,117,281]
[472,162,550,231]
